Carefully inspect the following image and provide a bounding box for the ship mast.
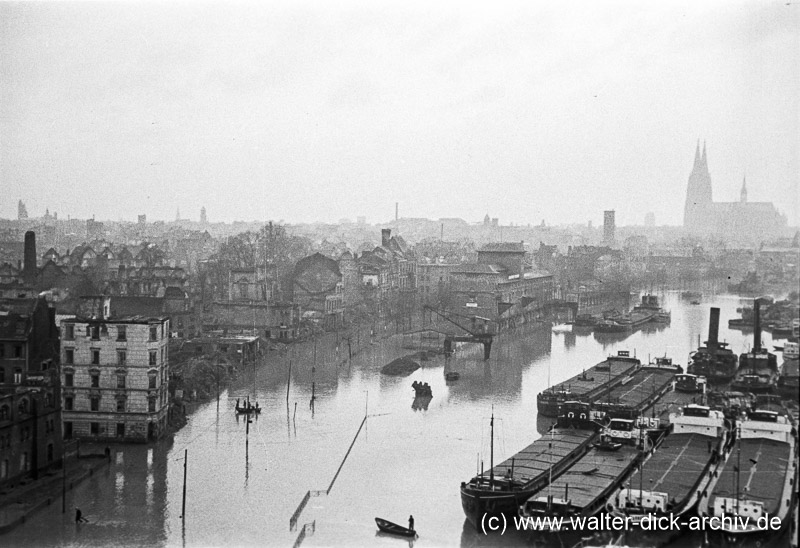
[489,407,494,491]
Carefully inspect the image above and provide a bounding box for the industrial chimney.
[706,307,720,347]
[753,299,761,352]
[24,231,36,284]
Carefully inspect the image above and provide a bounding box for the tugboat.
[698,405,798,546]
[633,294,671,323]
[608,405,730,529]
[731,299,778,394]
[687,307,738,383]
[777,341,799,399]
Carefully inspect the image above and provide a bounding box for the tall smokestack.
[24,231,36,284]
[707,307,720,347]
[395,202,398,221]
[753,299,761,351]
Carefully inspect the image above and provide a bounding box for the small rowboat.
[375,517,416,537]
[235,405,261,415]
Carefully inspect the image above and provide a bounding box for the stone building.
[0,296,62,487]
[683,142,787,242]
[449,242,554,323]
[60,315,170,442]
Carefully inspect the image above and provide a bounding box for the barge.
[537,350,641,417]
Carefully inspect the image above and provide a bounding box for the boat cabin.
[606,418,636,442]
[740,410,793,443]
[675,373,707,393]
[615,488,669,513]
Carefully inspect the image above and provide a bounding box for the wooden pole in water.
[286,360,292,405]
[181,449,187,521]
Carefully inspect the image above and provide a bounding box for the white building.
[60,315,170,442]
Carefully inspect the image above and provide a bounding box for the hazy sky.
[2,1,798,226]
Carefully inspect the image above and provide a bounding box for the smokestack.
[381,228,391,248]
[395,202,398,221]
[707,307,720,346]
[24,231,36,284]
[753,299,761,351]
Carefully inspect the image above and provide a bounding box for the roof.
[478,242,525,253]
[70,314,168,324]
[108,296,164,317]
[451,263,507,275]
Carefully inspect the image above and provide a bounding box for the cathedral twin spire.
[692,139,709,174]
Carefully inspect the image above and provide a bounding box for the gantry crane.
[423,305,494,359]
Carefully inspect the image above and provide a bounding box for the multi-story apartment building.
[60,315,170,442]
[0,296,62,488]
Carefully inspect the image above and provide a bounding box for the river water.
[3,292,792,547]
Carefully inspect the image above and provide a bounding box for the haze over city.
[2,1,798,227]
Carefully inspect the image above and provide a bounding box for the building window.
[65,373,73,387]
[117,374,126,389]
[0,405,9,421]
[91,373,99,388]
[149,326,158,342]
[148,398,156,413]
[90,396,100,411]
[14,345,23,358]
[65,324,75,340]
[0,368,4,383]
[90,325,100,340]
[117,325,126,341]
[116,423,125,437]
[149,375,157,389]
[149,351,157,366]
[65,348,74,364]
[65,397,73,411]
[117,350,126,366]
[64,422,72,439]
[91,349,100,365]
[47,443,54,462]
[116,399,125,412]
[14,369,22,383]
[90,422,99,435]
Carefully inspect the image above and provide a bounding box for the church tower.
[683,140,713,229]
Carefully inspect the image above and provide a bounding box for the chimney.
[24,231,36,284]
[381,228,391,247]
[707,307,720,347]
[753,299,761,351]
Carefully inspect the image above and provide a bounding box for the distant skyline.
[2,1,798,227]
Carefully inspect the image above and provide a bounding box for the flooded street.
[4,293,786,547]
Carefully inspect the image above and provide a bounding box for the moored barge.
[460,402,604,528]
[698,408,798,546]
[537,350,641,417]
[608,404,731,523]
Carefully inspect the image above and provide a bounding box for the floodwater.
[3,292,793,547]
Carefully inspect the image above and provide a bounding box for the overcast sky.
[1,1,798,227]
